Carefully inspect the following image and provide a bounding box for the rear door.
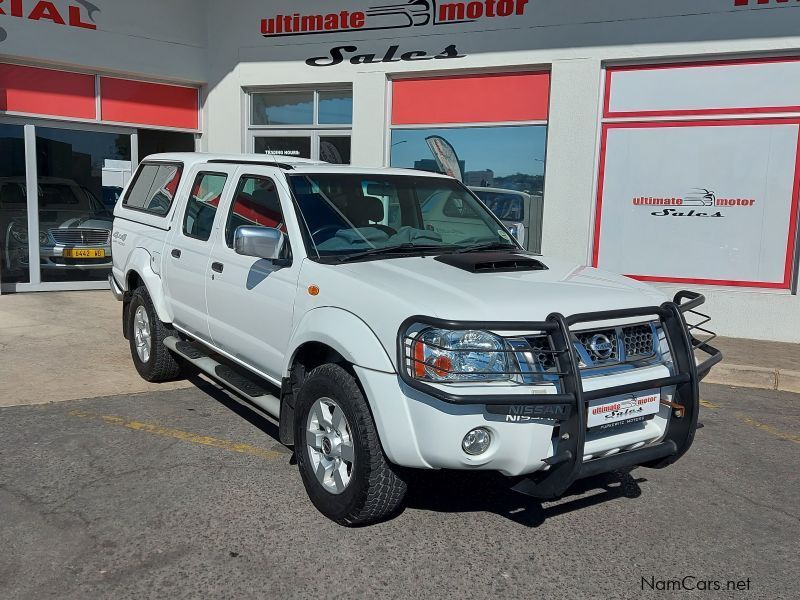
[205,167,303,381]
[163,165,236,342]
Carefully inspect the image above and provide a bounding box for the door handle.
[171,248,181,259]
[211,262,224,273]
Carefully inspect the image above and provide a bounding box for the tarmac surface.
[1,381,797,599]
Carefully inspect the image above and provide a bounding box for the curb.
[703,363,800,394]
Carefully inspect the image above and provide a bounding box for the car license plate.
[587,389,661,430]
[63,249,105,258]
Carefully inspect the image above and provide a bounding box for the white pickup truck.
[110,153,721,525]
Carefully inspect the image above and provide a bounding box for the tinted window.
[225,176,285,247]
[318,90,353,125]
[183,172,227,241]
[251,91,314,125]
[123,163,183,216]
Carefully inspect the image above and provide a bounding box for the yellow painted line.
[700,399,720,409]
[68,410,285,460]
[736,415,800,444]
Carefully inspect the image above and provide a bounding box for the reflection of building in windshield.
[465,170,494,187]
[413,158,465,174]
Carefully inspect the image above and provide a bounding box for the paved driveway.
[0,382,797,599]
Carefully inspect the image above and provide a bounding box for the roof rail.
[207,159,295,170]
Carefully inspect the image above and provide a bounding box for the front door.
[205,169,302,382]
[164,166,235,341]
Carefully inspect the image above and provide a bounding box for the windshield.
[288,173,518,260]
[472,190,525,221]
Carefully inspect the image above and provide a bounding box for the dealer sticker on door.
[587,389,661,430]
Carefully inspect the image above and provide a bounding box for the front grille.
[575,329,619,363]
[572,322,657,369]
[523,336,557,371]
[516,322,658,375]
[623,324,655,358]
[49,228,110,246]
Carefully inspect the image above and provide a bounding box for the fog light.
[462,427,491,456]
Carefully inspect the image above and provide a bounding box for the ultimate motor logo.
[261,0,529,37]
[631,188,757,218]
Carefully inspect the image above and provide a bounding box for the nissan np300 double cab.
[110,153,721,525]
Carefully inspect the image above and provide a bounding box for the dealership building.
[1,0,800,342]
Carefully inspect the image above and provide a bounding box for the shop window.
[0,123,29,284]
[35,127,131,283]
[248,87,352,164]
[183,172,227,242]
[254,136,312,160]
[390,125,546,251]
[138,129,196,161]
[390,73,549,252]
[252,91,314,126]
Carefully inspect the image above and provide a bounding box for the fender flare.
[123,247,173,323]
[283,307,395,377]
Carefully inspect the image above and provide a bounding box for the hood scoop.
[435,251,548,274]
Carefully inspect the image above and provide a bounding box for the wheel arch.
[122,247,173,324]
[278,308,396,445]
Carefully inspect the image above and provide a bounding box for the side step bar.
[163,336,281,419]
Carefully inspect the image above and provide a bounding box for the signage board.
[594,120,800,288]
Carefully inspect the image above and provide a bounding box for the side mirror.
[506,222,525,247]
[234,226,290,265]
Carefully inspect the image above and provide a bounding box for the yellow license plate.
[63,249,105,258]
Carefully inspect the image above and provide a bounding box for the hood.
[301,253,670,367]
[52,215,113,230]
[333,253,667,322]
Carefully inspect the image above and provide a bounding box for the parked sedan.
[1,177,113,279]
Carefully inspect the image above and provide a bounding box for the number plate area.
[63,249,105,258]
[587,389,661,431]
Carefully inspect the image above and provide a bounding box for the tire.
[294,363,407,526]
[128,285,181,382]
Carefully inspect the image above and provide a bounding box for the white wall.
[0,0,206,82]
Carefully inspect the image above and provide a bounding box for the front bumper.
[371,291,721,498]
[40,245,112,270]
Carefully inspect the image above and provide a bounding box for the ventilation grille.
[49,228,110,246]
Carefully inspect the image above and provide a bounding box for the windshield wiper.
[338,244,449,263]
[453,241,519,254]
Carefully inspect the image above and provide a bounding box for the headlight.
[9,222,28,244]
[39,231,48,245]
[406,327,516,382]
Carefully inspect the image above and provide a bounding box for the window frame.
[121,160,184,217]
[247,87,352,129]
[181,170,228,242]
[245,86,352,164]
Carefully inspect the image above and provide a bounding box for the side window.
[123,162,183,216]
[183,172,228,241]
[225,175,285,247]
